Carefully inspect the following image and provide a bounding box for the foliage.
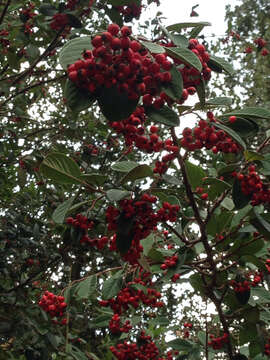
[1,1,270,360]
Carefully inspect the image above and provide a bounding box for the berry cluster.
[110,107,163,153]
[183,322,192,338]
[106,196,180,264]
[230,279,251,293]
[100,272,163,335]
[162,38,211,104]
[66,214,94,231]
[110,331,176,360]
[115,4,142,22]
[21,2,36,35]
[50,13,69,31]
[153,139,180,175]
[265,259,270,273]
[265,338,270,356]
[181,118,241,154]
[68,24,173,103]
[100,273,163,315]
[208,333,229,350]
[235,165,270,206]
[109,314,132,334]
[66,214,109,249]
[39,291,67,319]
[160,254,178,270]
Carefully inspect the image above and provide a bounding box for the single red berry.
[201,193,208,200]
[229,115,237,123]
[107,23,120,36]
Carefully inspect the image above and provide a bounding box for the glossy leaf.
[52,197,74,224]
[111,161,139,172]
[102,270,124,299]
[162,65,183,101]
[146,105,179,127]
[64,79,96,114]
[166,21,211,32]
[213,122,246,149]
[166,46,202,72]
[185,161,206,190]
[59,36,93,69]
[140,41,165,54]
[121,164,153,184]
[76,275,97,299]
[106,189,131,202]
[208,55,235,76]
[40,152,83,185]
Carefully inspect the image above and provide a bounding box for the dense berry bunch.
[39,291,67,318]
[115,4,142,22]
[181,118,241,154]
[110,107,164,152]
[265,338,270,356]
[100,273,163,316]
[236,165,270,205]
[67,24,173,102]
[109,314,132,334]
[66,213,94,231]
[230,279,251,293]
[50,13,69,31]
[110,331,174,360]
[208,333,229,350]
[162,38,211,105]
[160,254,178,270]
[106,196,179,264]
[154,139,180,175]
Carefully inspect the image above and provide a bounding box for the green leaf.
[108,0,140,5]
[185,161,206,190]
[221,197,235,211]
[121,164,153,184]
[225,117,259,137]
[64,79,96,114]
[75,275,97,299]
[239,323,257,345]
[168,34,189,48]
[195,79,205,107]
[232,178,251,209]
[59,36,93,69]
[166,22,211,32]
[39,4,57,16]
[89,313,113,328]
[40,152,83,185]
[102,270,124,299]
[146,105,179,127]
[166,338,194,352]
[116,212,135,254]
[80,173,107,186]
[222,107,270,120]
[207,97,233,106]
[112,161,138,172]
[166,47,202,72]
[203,177,231,200]
[213,122,246,150]
[253,208,270,232]
[140,41,165,54]
[208,55,235,76]
[162,65,183,101]
[52,197,74,224]
[96,85,139,122]
[244,150,265,162]
[106,189,131,202]
[141,234,155,256]
[251,287,270,304]
[66,14,82,29]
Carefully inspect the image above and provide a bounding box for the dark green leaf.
[162,65,183,101]
[97,85,139,122]
[146,105,179,127]
[52,197,74,224]
[225,117,259,137]
[106,189,131,202]
[121,164,153,184]
[59,36,93,69]
[222,107,270,120]
[185,161,206,190]
[213,122,246,150]
[116,212,135,254]
[76,275,97,299]
[112,161,138,172]
[140,41,165,54]
[66,14,82,28]
[64,79,96,114]
[166,22,211,32]
[102,270,124,299]
[207,97,233,106]
[40,152,83,185]
[166,47,202,72]
[253,208,270,232]
[208,55,235,76]
[108,0,140,5]
[166,338,194,352]
[39,4,57,16]
[195,79,205,107]
[235,289,250,305]
[80,173,107,186]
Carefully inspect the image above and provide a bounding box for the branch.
[0,0,11,25]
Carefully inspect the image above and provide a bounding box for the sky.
[143,0,239,38]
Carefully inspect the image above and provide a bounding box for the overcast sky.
[143,0,239,38]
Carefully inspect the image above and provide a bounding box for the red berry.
[107,23,120,36]
[229,115,236,123]
[201,193,208,200]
